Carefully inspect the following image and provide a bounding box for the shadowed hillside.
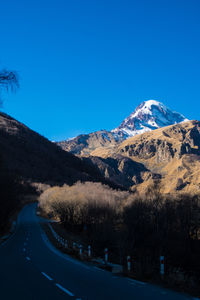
[0,112,115,187]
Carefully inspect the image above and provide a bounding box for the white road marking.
[55,283,74,296]
[94,266,105,272]
[41,272,53,281]
[128,278,146,286]
[26,256,31,261]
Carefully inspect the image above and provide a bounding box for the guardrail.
[48,223,165,276]
[48,223,92,258]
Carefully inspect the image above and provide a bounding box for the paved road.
[0,203,194,299]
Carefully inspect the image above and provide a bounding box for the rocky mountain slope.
[87,120,200,194]
[112,99,188,137]
[57,130,124,156]
[58,100,188,156]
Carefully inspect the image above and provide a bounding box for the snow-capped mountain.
[112,100,188,137]
[57,100,189,155]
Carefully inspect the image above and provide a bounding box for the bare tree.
[0,69,19,106]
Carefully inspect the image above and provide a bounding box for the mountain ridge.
[58,100,188,156]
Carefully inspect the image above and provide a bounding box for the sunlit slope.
[88,120,200,194]
[117,120,200,193]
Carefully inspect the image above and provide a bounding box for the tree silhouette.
[0,69,19,106]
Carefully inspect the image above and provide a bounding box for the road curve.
[0,203,193,299]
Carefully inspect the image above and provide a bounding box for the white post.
[127,255,131,272]
[104,248,108,264]
[79,245,83,256]
[160,256,164,276]
[88,245,91,257]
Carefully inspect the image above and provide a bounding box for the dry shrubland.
[39,181,129,224]
[39,181,131,254]
[39,181,200,286]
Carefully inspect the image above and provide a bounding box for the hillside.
[86,121,200,194]
[0,112,108,188]
[118,120,200,193]
[57,130,122,156]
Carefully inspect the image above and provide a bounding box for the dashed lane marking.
[41,272,53,281]
[55,283,74,297]
[94,266,105,272]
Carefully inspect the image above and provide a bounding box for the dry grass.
[39,181,130,220]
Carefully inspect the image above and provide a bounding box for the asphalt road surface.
[0,203,195,299]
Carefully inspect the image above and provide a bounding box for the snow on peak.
[112,100,189,138]
[144,99,163,106]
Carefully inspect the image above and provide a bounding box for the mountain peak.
[58,100,189,156]
[112,100,188,137]
[141,99,163,108]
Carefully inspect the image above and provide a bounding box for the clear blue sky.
[0,0,200,140]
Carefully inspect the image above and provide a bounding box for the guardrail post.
[160,256,164,277]
[88,245,91,257]
[127,255,131,272]
[104,248,108,264]
[79,245,83,256]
